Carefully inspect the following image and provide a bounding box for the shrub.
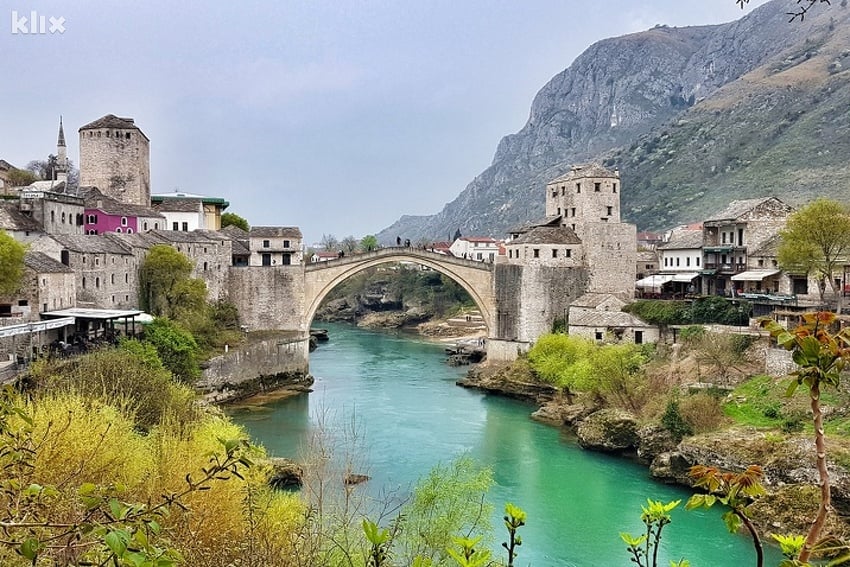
[679,325,706,343]
[27,343,198,430]
[143,317,202,383]
[661,399,694,440]
[679,392,727,433]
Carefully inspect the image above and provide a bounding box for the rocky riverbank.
[461,360,850,540]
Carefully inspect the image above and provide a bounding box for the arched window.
[127,228,133,234]
[115,228,122,233]
[120,216,128,226]
[61,212,66,223]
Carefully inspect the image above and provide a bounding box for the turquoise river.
[229,322,782,566]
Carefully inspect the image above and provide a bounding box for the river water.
[229,322,781,566]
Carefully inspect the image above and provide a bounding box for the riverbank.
[460,358,850,541]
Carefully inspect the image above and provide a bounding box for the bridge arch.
[303,248,495,333]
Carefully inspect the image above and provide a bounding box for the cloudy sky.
[1,0,768,244]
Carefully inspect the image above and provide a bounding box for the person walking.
[396,236,401,246]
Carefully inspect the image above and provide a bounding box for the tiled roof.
[24,251,73,273]
[79,114,140,131]
[103,232,157,250]
[637,250,659,262]
[26,180,66,192]
[221,225,248,236]
[231,239,250,256]
[152,198,202,213]
[571,293,627,309]
[49,234,133,255]
[750,233,782,257]
[0,160,15,171]
[510,225,581,245]
[79,187,164,219]
[249,226,302,238]
[704,198,774,223]
[549,164,618,184]
[658,229,703,251]
[0,202,42,232]
[148,229,219,244]
[507,216,561,235]
[569,309,652,328]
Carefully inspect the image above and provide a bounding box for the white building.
[449,237,499,262]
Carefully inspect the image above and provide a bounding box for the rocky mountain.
[378,0,850,241]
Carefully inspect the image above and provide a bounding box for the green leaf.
[19,538,41,561]
[105,530,127,557]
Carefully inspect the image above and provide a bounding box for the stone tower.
[545,164,621,239]
[55,116,68,184]
[78,114,150,206]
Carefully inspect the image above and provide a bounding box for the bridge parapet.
[305,246,494,272]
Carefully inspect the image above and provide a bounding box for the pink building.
[80,187,164,235]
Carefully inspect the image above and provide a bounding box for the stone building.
[0,201,43,243]
[18,184,85,236]
[79,115,151,206]
[649,226,705,296]
[147,230,233,301]
[567,292,658,344]
[701,197,793,296]
[0,160,14,195]
[79,187,165,235]
[29,234,138,309]
[248,227,303,266]
[221,225,250,266]
[449,237,499,262]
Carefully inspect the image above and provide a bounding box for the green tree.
[144,317,202,383]
[221,212,249,231]
[361,234,379,252]
[140,245,198,318]
[761,312,850,563]
[0,230,26,296]
[778,198,850,313]
[5,168,38,187]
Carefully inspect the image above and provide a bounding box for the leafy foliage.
[0,229,26,296]
[661,399,693,441]
[361,234,379,252]
[220,212,249,231]
[620,499,683,567]
[139,245,196,318]
[625,297,750,326]
[143,318,202,383]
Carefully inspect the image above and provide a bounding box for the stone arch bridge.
[303,247,496,331]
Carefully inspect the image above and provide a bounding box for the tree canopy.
[0,230,26,296]
[361,234,378,252]
[139,244,205,318]
[777,198,850,312]
[221,212,249,231]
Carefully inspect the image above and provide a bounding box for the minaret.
[55,116,68,185]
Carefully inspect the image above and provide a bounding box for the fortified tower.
[546,164,621,238]
[78,114,150,206]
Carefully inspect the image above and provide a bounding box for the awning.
[635,274,673,288]
[731,270,781,282]
[670,272,701,282]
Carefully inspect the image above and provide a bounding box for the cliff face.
[378,0,850,241]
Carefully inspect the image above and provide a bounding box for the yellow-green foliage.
[527,334,652,410]
[2,392,304,566]
[27,343,199,430]
[527,334,595,389]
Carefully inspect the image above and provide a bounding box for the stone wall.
[765,347,796,377]
[584,222,637,298]
[228,266,306,332]
[198,332,311,402]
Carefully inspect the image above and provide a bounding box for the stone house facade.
[29,234,138,309]
[79,115,151,207]
[248,227,303,266]
[0,201,43,243]
[0,252,75,322]
[449,237,499,262]
[567,292,658,344]
[18,185,85,236]
[146,230,233,301]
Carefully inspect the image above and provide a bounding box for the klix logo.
[10,10,66,34]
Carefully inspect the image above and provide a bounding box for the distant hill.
[378,0,850,242]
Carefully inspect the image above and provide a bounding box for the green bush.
[143,317,202,384]
[661,399,693,441]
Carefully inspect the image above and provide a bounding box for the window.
[61,212,66,223]
[758,258,764,267]
[565,248,571,258]
[533,248,540,258]
[112,296,115,303]
[551,189,557,198]
[634,331,643,344]
[182,222,188,231]
[595,331,603,341]
[125,274,128,283]
[613,183,618,193]
[121,216,128,226]
[263,239,270,248]
[476,252,482,260]
[51,211,55,223]
[172,222,179,231]
[17,300,27,307]
[283,240,290,248]
[696,257,700,266]
[557,207,561,215]
[143,222,148,231]
[722,232,727,244]
[95,277,100,289]
[594,182,601,192]
[154,223,159,230]
[261,253,271,266]
[115,227,122,233]
[111,274,115,284]
[282,253,291,265]
[606,206,613,216]
[686,257,691,267]
[82,277,86,289]
[95,257,100,266]
[576,183,581,193]
[203,261,208,271]
[571,207,576,217]
[61,250,70,265]
[127,228,133,234]
[552,249,558,258]
[738,228,744,246]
